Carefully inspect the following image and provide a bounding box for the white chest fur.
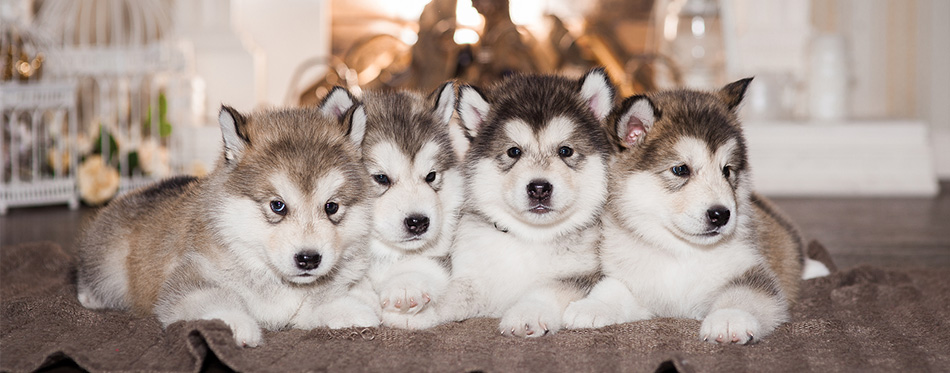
[600,217,759,319]
[451,214,600,315]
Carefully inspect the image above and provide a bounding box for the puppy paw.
[378,276,434,315]
[563,298,622,329]
[215,313,263,347]
[381,308,442,330]
[499,301,561,338]
[700,308,761,345]
[325,301,381,329]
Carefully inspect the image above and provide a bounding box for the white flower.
[78,155,120,205]
[137,140,170,177]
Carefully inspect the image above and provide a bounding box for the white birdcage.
[35,0,190,200]
[0,81,80,214]
[0,0,82,214]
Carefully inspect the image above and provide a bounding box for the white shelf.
[744,120,939,197]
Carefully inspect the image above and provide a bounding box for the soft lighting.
[510,0,543,27]
[454,28,479,45]
[691,16,706,37]
[383,0,431,21]
[456,0,482,27]
[400,28,418,46]
[664,0,684,41]
[664,13,678,41]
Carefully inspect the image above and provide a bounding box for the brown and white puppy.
[76,103,378,347]
[563,79,828,344]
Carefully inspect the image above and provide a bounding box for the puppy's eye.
[671,165,690,177]
[506,147,522,158]
[270,200,287,216]
[425,171,437,183]
[373,174,390,186]
[325,202,339,215]
[722,166,731,178]
[558,146,574,157]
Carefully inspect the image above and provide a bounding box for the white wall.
[917,0,950,179]
[233,0,331,107]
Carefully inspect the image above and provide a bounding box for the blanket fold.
[2,241,948,372]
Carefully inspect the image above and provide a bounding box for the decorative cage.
[0,81,80,213]
[1,4,81,214]
[35,0,190,202]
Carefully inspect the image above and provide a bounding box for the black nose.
[405,214,430,235]
[294,251,322,270]
[707,206,731,227]
[527,180,553,202]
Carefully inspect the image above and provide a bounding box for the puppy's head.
[457,69,615,240]
[606,78,753,246]
[212,103,371,284]
[350,82,464,252]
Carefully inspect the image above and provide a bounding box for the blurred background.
[1,0,947,213]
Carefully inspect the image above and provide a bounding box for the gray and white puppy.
[406,69,616,337]
[77,103,378,347]
[321,83,464,328]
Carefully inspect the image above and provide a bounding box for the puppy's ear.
[579,67,616,121]
[613,95,657,149]
[343,104,367,146]
[457,85,490,140]
[429,81,456,126]
[219,105,250,163]
[319,86,357,120]
[718,77,753,112]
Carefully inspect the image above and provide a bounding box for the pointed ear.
[319,86,357,120]
[219,105,250,163]
[614,96,657,149]
[719,77,753,112]
[579,67,616,121]
[457,85,490,139]
[343,104,367,146]
[429,81,456,126]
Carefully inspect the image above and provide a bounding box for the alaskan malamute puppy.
[321,83,464,328]
[76,103,378,347]
[409,69,615,337]
[563,79,829,344]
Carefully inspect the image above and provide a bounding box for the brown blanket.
[2,241,949,372]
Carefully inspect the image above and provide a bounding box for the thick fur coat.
[77,104,378,347]
[563,79,822,344]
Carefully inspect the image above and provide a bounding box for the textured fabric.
[2,241,949,372]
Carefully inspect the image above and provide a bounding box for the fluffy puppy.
[77,103,378,347]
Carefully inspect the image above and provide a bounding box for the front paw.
[700,308,761,344]
[210,311,262,347]
[499,301,561,338]
[563,298,622,329]
[379,279,433,315]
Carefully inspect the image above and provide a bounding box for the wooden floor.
[2,182,949,270]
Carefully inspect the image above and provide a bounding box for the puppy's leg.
[700,265,788,345]
[563,277,651,329]
[158,288,262,348]
[378,255,449,316]
[499,283,582,338]
[301,278,381,329]
[389,277,480,330]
